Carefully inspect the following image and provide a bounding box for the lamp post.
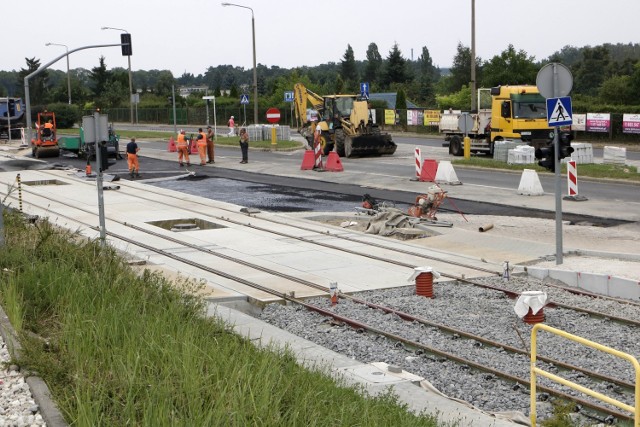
[470,0,477,112]
[221,2,258,125]
[45,42,71,104]
[101,26,134,125]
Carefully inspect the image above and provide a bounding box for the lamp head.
[45,43,51,46]
[221,2,230,5]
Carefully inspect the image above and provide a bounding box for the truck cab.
[489,85,555,148]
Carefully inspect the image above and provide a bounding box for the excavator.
[31,111,60,158]
[293,83,396,158]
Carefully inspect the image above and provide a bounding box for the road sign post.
[536,63,574,265]
[360,82,370,99]
[266,107,280,148]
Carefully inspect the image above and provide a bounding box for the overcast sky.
[5,0,640,77]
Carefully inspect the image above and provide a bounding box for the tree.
[599,75,635,104]
[440,43,482,94]
[416,46,438,106]
[364,43,382,87]
[572,46,610,96]
[395,87,407,128]
[384,43,409,87]
[340,44,358,90]
[481,44,537,87]
[90,56,110,99]
[17,57,49,104]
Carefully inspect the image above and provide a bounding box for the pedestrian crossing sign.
[546,96,572,126]
[240,94,250,105]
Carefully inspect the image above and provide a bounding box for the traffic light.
[559,132,574,160]
[535,143,555,172]
[120,33,132,56]
[99,142,109,171]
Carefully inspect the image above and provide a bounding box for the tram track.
[3,173,639,422]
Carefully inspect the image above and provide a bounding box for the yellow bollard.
[464,136,471,159]
[271,127,277,149]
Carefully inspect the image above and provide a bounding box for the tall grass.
[0,212,442,426]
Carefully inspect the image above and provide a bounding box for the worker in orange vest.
[197,127,208,165]
[176,130,190,167]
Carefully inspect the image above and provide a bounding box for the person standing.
[206,126,215,163]
[176,130,190,167]
[126,137,140,178]
[197,127,208,165]
[228,115,235,136]
[239,128,249,164]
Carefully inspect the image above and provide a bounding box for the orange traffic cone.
[168,137,177,152]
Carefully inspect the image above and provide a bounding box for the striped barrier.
[314,140,323,169]
[563,160,588,201]
[415,147,421,179]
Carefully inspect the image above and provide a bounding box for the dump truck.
[441,85,567,156]
[293,83,396,158]
[0,97,26,139]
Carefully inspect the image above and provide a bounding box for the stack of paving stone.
[493,139,525,162]
[603,145,627,165]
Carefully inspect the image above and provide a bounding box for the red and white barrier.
[314,140,323,169]
[564,160,588,201]
[415,147,421,179]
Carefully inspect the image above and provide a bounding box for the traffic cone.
[324,152,344,172]
[85,159,92,176]
[190,140,198,154]
[168,137,177,152]
[300,150,315,170]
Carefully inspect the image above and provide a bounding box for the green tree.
[572,46,610,96]
[436,85,472,111]
[395,87,407,128]
[17,57,49,104]
[416,46,438,106]
[440,43,482,94]
[154,70,175,98]
[90,56,110,99]
[480,44,538,87]
[384,43,409,87]
[340,44,358,91]
[364,43,383,87]
[598,75,635,104]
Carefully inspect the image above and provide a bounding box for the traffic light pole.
[553,126,562,264]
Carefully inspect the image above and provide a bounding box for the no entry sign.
[266,108,281,124]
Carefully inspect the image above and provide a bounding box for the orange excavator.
[31,111,60,158]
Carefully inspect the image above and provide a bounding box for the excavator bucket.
[343,133,397,158]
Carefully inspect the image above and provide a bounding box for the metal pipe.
[478,223,493,232]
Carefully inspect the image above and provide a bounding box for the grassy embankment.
[0,211,443,427]
[58,128,303,150]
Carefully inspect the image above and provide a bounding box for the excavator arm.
[293,83,325,131]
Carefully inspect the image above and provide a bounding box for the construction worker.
[126,137,140,178]
[176,130,190,166]
[206,126,215,163]
[197,128,208,165]
[43,119,55,140]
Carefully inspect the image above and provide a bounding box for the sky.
[4,0,640,78]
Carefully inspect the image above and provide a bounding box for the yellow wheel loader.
[293,83,396,158]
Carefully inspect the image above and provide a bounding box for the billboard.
[586,113,610,133]
[424,110,440,126]
[384,109,396,125]
[622,113,640,134]
[572,113,586,131]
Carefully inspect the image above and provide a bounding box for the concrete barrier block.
[549,269,579,288]
[525,267,549,280]
[575,272,609,294]
[607,277,640,300]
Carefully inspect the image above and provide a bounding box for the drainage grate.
[22,179,68,186]
[147,218,227,232]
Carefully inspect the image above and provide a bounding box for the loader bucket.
[344,134,397,158]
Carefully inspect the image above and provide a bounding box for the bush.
[44,102,82,128]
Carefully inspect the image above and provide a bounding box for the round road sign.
[536,63,573,99]
[266,108,281,124]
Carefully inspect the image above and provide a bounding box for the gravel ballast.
[260,274,640,425]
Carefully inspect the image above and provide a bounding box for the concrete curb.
[0,304,68,427]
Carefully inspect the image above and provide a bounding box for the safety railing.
[530,323,639,427]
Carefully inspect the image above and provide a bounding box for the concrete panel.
[526,267,549,280]
[608,277,640,300]
[576,272,610,294]
[548,269,579,287]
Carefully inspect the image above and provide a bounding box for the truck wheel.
[449,136,463,156]
[344,136,353,158]
[335,129,346,157]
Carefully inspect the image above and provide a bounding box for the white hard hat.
[231,116,234,119]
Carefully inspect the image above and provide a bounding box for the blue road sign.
[284,91,294,102]
[360,82,370,99]
[240,94,250,105]
[546,96,572,127]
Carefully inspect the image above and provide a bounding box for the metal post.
[46,43,71,104]
[127,55,134,125]
[205,89,210,127]
[94,112,106,245]
[172,84,177,135]
[470,0,477,112]
[552,64,563,265]
[213,97,217,141]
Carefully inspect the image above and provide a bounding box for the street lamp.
[221,2,258,125]
[45,42,71,104]
[101,26,134,125]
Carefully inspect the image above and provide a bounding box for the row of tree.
[2,42,640,115]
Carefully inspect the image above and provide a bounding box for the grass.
[57,128,303,150]
[0,211,444,427]
[452,157,640,182]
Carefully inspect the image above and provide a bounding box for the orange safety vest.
[198,132,207,146]
[177,134,187,146]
